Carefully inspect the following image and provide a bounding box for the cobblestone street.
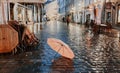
[0,21,120,73]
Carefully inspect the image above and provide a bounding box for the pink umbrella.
[47,38,75,59]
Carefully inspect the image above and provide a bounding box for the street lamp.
[78,4,81,6]
[71,7,75,12]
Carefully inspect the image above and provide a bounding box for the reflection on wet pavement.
[51,57,74,73]
[0,21,120,73]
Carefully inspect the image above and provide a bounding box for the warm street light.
[78,4,81,6]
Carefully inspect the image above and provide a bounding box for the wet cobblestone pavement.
[0,21,120,73]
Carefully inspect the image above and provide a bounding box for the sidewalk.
[112,25,120,31]
[58,21,120,33]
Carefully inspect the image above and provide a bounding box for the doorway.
[86,14,90,22]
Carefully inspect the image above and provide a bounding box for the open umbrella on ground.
[0,25,18,53]
[47,38,75,59]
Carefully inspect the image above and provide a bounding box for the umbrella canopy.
[47,38,75,59]
[0,25,18,53]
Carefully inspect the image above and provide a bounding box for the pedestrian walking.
[92,21,100,34]
[90,20,94,28]
[62,17,65,22]
[66,15,70,25]
[84,20,89,28]
[106,21,112,33]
